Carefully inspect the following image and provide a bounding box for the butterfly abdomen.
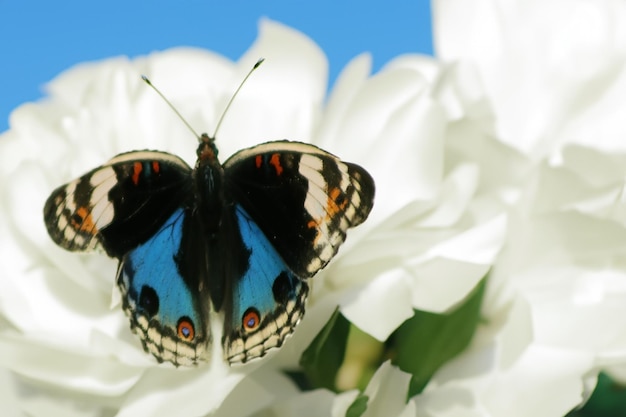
[193,159,225,235]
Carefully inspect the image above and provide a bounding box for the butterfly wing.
[117,208,210,366]
[43,151,193,258]
[222,205,309,364]
[223,141,376,279]
[44,151,208,366]
[220,141,374,364]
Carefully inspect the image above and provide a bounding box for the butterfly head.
[197,133,219,162]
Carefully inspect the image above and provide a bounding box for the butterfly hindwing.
[43,151,192,257]
[117,208,210,367]
[223,205,308,364]
[223,141,375,279]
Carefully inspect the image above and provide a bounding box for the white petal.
[362,361,415,417]
[424,213,507,265]
[409,258,490,313]
[435,0,626,156]
[340,268,414,341]
[0,334,142,396]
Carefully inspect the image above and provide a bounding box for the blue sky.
[0,0,433,133]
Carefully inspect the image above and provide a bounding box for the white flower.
[0,17,502,416]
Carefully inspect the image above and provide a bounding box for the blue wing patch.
[117,208,210,366]
[224,206,308,364]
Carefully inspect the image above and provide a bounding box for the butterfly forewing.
[44,150,193,258]
[223,141,375,279]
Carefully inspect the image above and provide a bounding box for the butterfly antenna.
[141,75,202,140]
[211,58,265,139]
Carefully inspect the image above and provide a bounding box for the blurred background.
[0,0,433,132]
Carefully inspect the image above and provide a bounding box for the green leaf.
[391,276,487,397]
[300,308,350,391]
[345,394,369,417]
[567,373,626,416]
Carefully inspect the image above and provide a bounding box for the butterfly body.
[45,133,374,366]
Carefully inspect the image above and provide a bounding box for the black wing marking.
[223,141,375,278]
[43,150,193,258]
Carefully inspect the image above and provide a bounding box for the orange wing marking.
[326,187,348,216]
[72,206,98,234]
[132,162,143,185]
[269,154,283,176]
[306,187,349,245]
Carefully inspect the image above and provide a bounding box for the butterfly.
[43,130,375,366]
